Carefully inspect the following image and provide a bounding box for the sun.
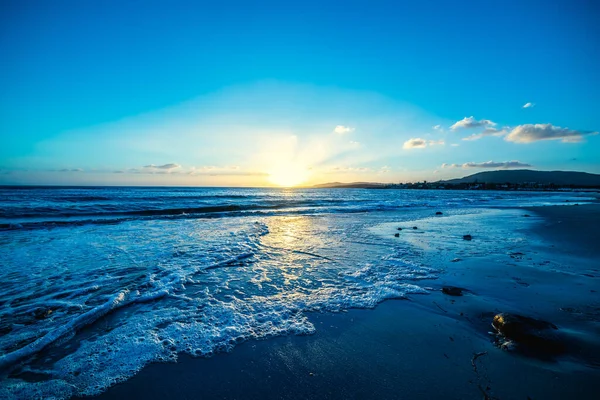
[268,162,310,187]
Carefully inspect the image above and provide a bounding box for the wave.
[0,289,169,370]
[0,201,411,230]
[1,202,297,219]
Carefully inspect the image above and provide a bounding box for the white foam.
[0,213,440,398]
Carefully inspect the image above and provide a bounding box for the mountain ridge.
[311,169,600,188]
[443,169,600,186]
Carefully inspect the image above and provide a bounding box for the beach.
[93,202,600,400]
[1,188,599,399]
[3,1,599,397]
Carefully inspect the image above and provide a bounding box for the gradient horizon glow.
[1,0,599,186]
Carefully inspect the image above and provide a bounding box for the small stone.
[412,226,418,230]
[394,233,400,237]
[523,214,530,217]
[33,308,53,320]
[463,234,472,241]
[436,211,443,215]
[442,286,463,296]
[397,227,402,231]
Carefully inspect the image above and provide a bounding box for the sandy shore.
[94,204,600,400]
[526,203,600,258]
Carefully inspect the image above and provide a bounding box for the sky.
[1,0,599,186]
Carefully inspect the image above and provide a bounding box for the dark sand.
[526,203,600,258]
[95,204,600,400]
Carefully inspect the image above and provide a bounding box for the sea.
[0,186,593,399]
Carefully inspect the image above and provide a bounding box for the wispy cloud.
[450,116,496,131]
[186,166,263,176]
[59,168,84,172]
[505,124,598,143]
[143,163,181,170]
[522,102,535,109]
[433,124,444,132]
[462,127,509,141]
[327,166,371,173]
[442,160,531,169]
[428,139,445,146]
[333,125,354,134]
[403,138,445,149]
[403,138,427,149]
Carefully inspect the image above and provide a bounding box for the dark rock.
[397,227,402,231]
[394,233,400,237]
[412,226,418,230]
[33,308,53,320]
[523,214,530,217]
[436,211,443,215]
[492,313,565,356]
[442,286,463,296]
[463,234,472,241]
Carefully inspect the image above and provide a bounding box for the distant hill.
[443,170,600,186]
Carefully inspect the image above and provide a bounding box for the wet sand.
[95,204,600,400]
[526,203,600,258]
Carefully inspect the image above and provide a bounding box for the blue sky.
[1,0,599,186]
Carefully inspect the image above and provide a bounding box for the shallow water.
[0,187,593,398]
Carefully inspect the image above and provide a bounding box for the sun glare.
[268,163,310,187]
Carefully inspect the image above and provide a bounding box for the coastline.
[93,203,600,400]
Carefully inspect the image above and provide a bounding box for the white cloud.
[462,127,509,141]
[442,160,531,169]
[505,124,598,143]
[327,166,371,173]
[450,143,459,147]
[450,116,496,131]
[59,168,83,172]
[522,102,535,108]
[428,139,445,146]
[143,163,181,170]
[433,124,444,132]
[129,163,183,174]
[333,125,354,134]
[403,138,445,149]
[113,164,260,177]
[185,165,262,176]
[403,138,427,149]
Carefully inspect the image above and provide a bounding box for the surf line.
[0,289,168,370]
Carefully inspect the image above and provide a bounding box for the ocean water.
[0,187,593,398]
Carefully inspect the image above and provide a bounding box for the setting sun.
[268,162,310,187]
